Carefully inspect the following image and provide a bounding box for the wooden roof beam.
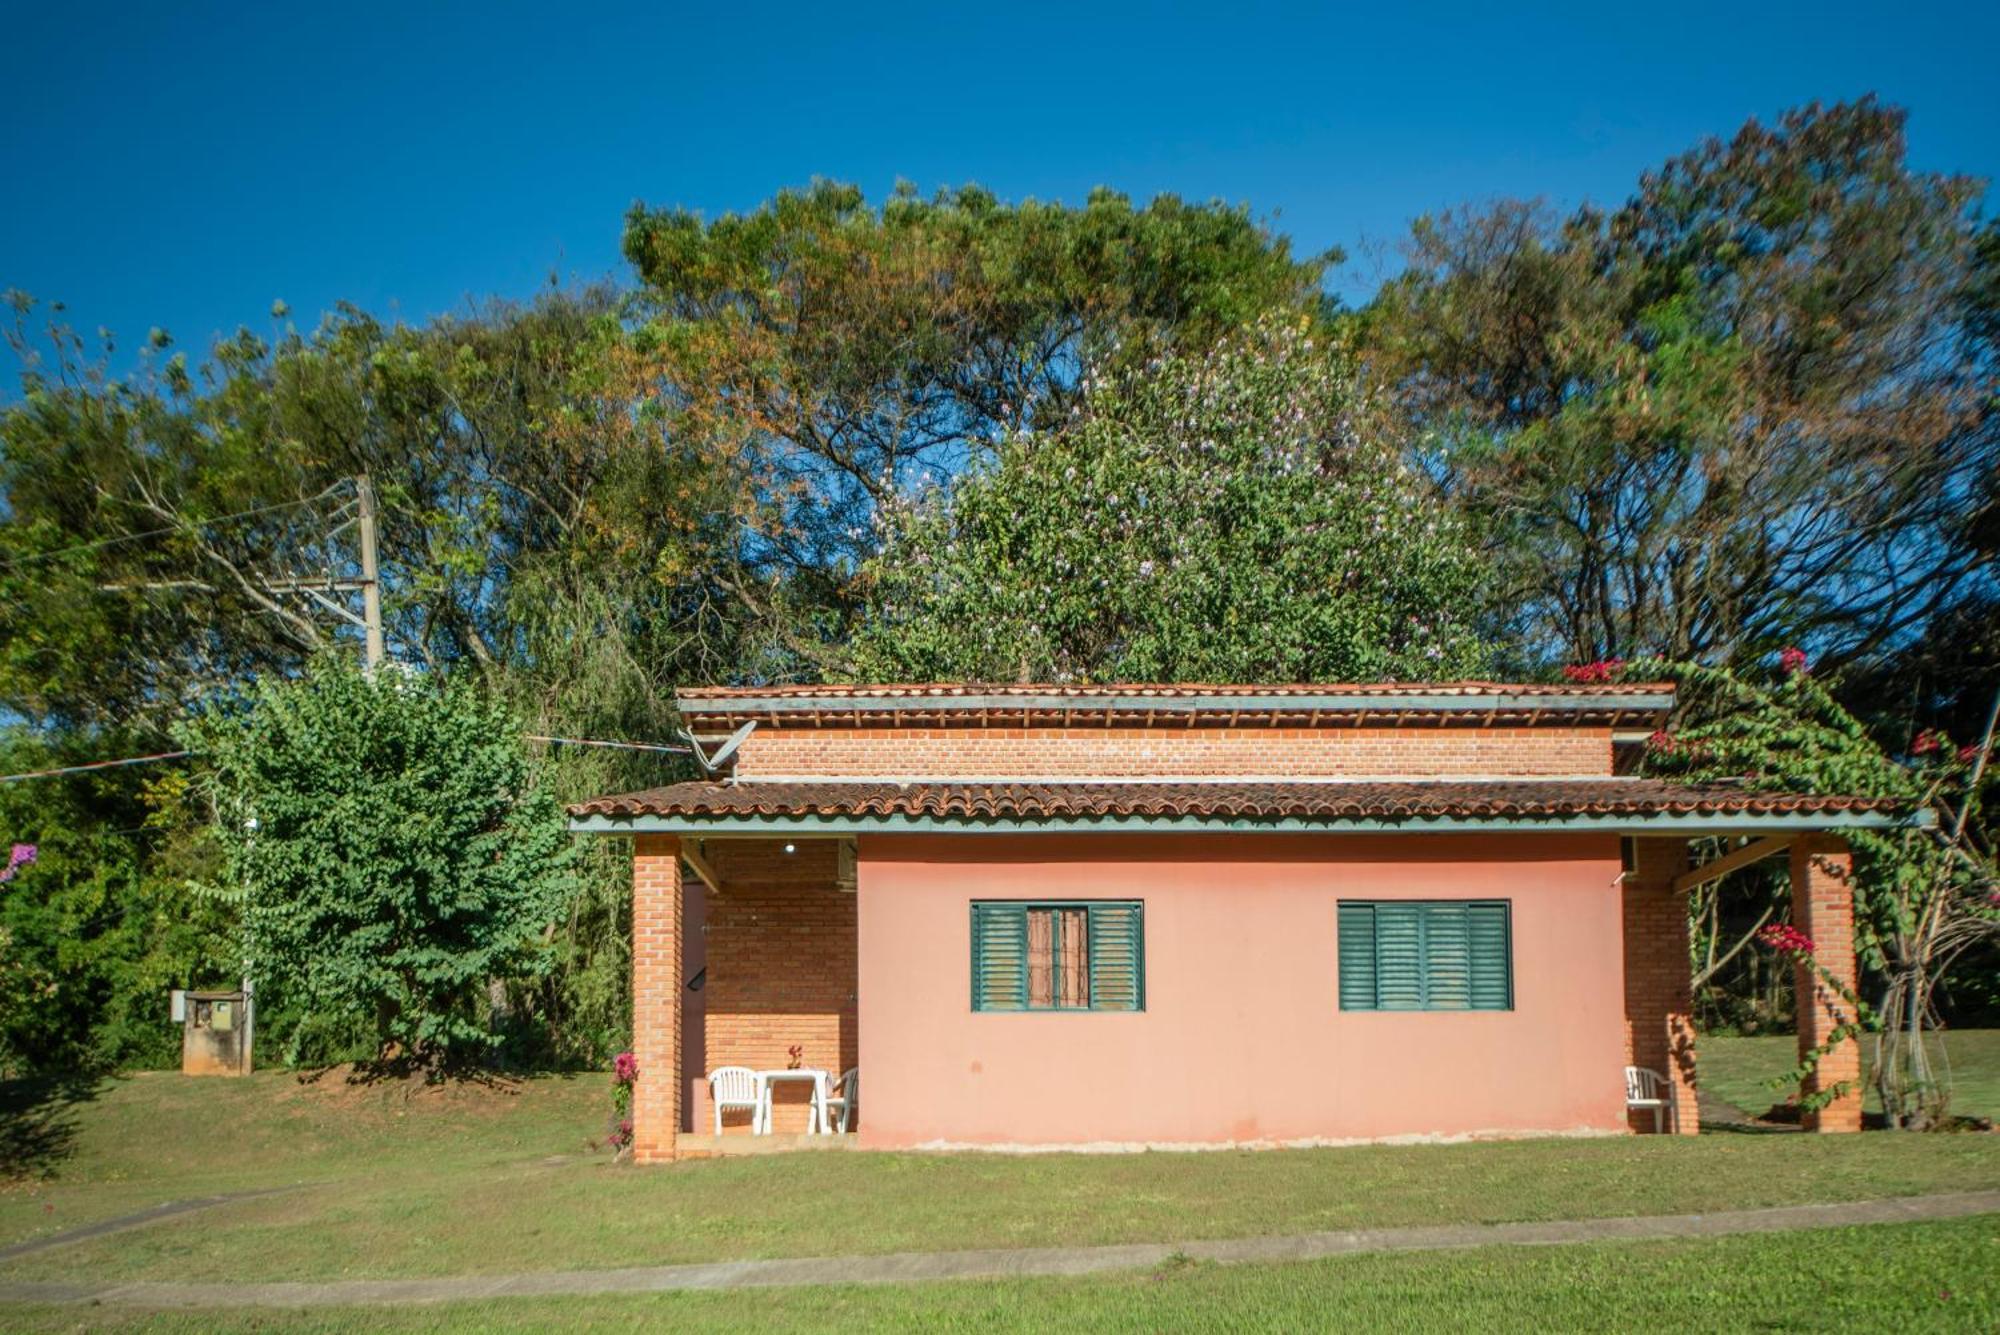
[1673,835,1796,895]
[681,839,725,897]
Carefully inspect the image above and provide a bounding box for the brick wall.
[1622,836,1699,1134]
[688,838,858,1136]
[1791,836,1861,1133]
[732,726,1614,779]
[630,835,683,1163]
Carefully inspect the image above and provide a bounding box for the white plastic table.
[755,1068,831,1135]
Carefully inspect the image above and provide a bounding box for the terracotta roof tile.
[676,680,1674,700]
[569,779,1903,824]
[673,682,1676,730]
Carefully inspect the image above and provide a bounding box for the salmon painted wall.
[856,832,1629,1148]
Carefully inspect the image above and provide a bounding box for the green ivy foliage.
[184,658,578,1071]
[1633,656,1992,972]
[1635,654,1998,1120]
[851,318,1491,683]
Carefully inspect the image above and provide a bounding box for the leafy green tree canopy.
[1364,98,1996,672]
[0,287,762,732]
[185,658,577,1071]
[850,318,1490,683]
[623,181,1335,596]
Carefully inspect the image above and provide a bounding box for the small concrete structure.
[177,989,251,1077]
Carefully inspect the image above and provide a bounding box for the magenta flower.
[1561,660,1625,684]
[613,1051,639,1085]
[0,844,36,884]
[1756,923,1815,955]
[1779,646,1809,676]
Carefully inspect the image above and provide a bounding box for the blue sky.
[5,1,1995,365]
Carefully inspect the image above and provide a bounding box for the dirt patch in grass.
[280,1064,537,1117]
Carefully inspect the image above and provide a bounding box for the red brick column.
[631,834,683,1163]
[1790,836,1861,1133]
[1622,837,1699,1134]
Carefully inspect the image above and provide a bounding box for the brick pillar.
[1622,837,1699,1134]
[631,834,683,1163]
[1790,835,1862,1133]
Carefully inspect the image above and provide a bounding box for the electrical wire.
[527,734,693,755]
[0,482,352,571]
[0,750,192,784]
[0,734,684,784]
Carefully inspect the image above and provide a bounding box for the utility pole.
[258,474,385,671]
[355,474,385,670]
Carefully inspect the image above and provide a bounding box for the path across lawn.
[4,1190,1995,1310]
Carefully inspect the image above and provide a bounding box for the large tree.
[623,180,1335,636]
[1363,98,1996,672]
[0,286,766,734]
[851,318,1490,682]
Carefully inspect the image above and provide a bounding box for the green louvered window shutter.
[1339,900,1512,1012]
[972,901,1144,1012]
[1466,902,1513,1010]
[1086,902,1145,1011]
[1373,902,1426,1010]
[1337,902,1378,1009]
[971,902,1029,1010]
[1424,903,1472,1010]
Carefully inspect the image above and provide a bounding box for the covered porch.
[1622,832,1867,1136]
[637,835,859,1158]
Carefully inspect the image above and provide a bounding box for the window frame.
[1336,898,1514,1013]
[969,899,1146,1014]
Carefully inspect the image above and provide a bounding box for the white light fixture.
[783,843,796,854]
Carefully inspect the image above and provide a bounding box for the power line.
[527,735,694,756]
[0,483,350,572]
[0,750,192,784]
[0,731,686,783]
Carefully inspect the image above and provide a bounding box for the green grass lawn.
[4,1217,1996,1332]
[0,1057,1994,1293]
[1701,1028,2000,1121]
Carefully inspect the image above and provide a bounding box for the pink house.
[568,682,1919,1163]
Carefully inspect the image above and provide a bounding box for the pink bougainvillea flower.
[1756,923,1815,954]
[1779,646,1809,676]
[1646,730,1676,754]
[1959,743,1984,765]
[613,1051,639,1085]
[1911,730,1941,756]
[1561,659,1625,684]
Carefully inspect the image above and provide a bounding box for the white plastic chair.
[820,1067,858,1134]
[709,1066,763,1135]
[1625,1065,1675,1134]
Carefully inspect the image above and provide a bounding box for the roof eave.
[676,688,1676,718]
[569,808,1930,837]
